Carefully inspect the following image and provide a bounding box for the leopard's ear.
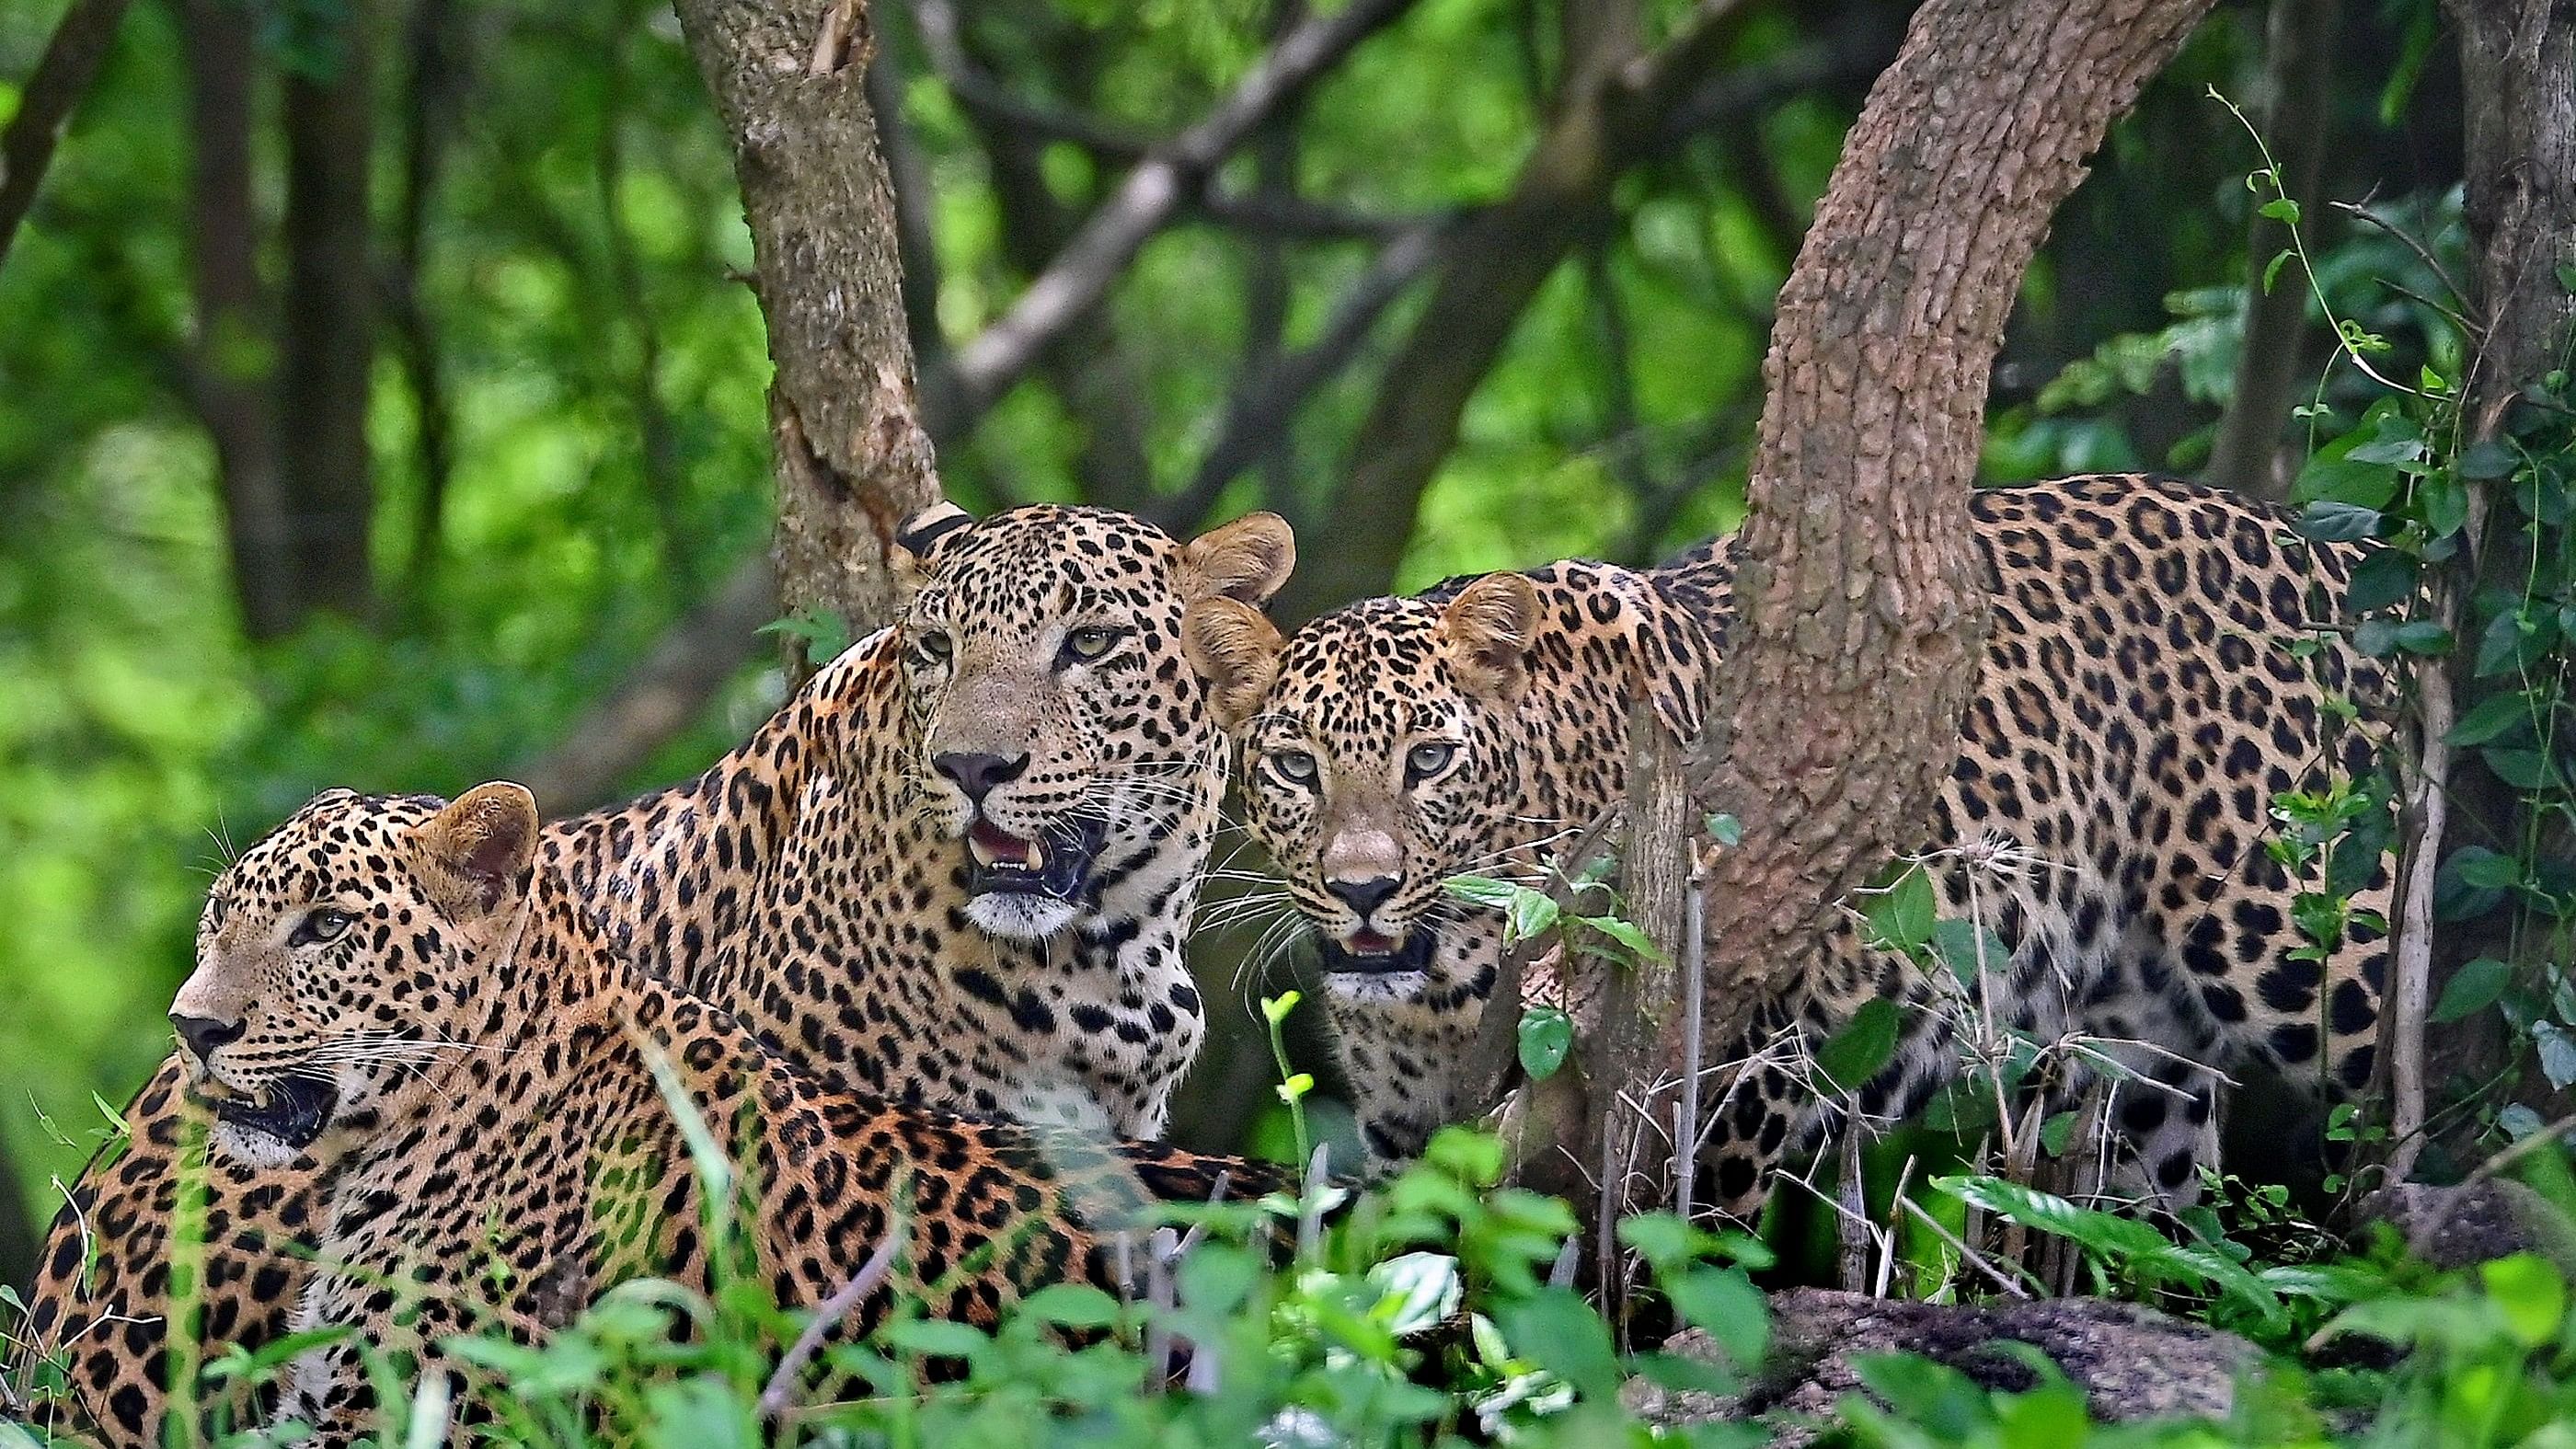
[1180,512,1296,609]
[415,782,540,924]
[891,500,975,601]
[1181,597,1286,730]
[1436,573,1542,707]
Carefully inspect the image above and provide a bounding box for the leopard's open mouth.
[1319,926,1436,976]
[963,815,1107,907]
[190,1075,339,1151]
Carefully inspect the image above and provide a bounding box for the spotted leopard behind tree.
[12,503,1295,1446]
[1186,474,2392,1215]
[167,784,1293,1446]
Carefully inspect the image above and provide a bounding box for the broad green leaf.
[1705,812,1742,847]
[1815,998,1901,1091]
[1579,914,1665,962]
[1864,867,1937,954]
[1518,1006,1573,1080]
[1498,1287,1622,1401]
[2432,953,2513,1020]
[2344,548,2416,614]
[2482,1254,2567,1347]
[2446,846,2523,891]
[1507,889,1561,945]
[2447,692,2536,747]
[1666,1264,1767,1371]
[2294,500,2384,543]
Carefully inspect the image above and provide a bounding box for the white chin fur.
[211,1121,302,1170]
[1323,970,1429,1006]
[967,891,1080,940]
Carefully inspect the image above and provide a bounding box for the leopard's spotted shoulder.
[1199,474,2392,1211]
[15,504,1297,1446]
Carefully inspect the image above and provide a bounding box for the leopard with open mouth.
[16,501,1296,1446]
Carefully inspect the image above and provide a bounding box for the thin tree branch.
[1156,217,1454,532]
[0,0,133,268]
[937,0,1426,425]
[513,556,781,812]
[391,0,465,607]
[1279,0,1768,619]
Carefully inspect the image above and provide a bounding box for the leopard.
[10,502,1296,1445]
[1185,474,2392,1218]
[171,783,1291,1445]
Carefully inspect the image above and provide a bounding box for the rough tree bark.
[2386,0,2576,1179]
[2204,0,2340,500]
[1671,0,2219,1201]
[277,7,381,622]
[668,0,943,671]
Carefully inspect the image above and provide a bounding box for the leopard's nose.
[1325,876,1400,920]
[934,751,1029,804]
[169,1013,245,1065]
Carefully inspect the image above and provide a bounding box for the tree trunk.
[178,0,295,640]
[277,7,380,622]
[2389,0,2576,1176]
[669,0,941,670]
[1678,0,2218,1184]
[2204,0,2340,500]
[2452,0,2576,422]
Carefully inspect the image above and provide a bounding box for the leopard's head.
[1186,573,1546,1003]
[894,502,1295,939]
[170,784,541,1168]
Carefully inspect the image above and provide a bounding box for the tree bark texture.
[278,8,381,621]
[1682,0,2218,1090]
[2451,0,2576,429]
[2204,0,2340,500]
[670,0,942,663]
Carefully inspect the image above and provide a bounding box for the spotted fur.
[179,786,1281,1445]
[13,504,1295,1444]
[1192,475,2391,1213]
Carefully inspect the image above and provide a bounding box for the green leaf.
[1579,914,1665,962]
[2482,1254,2567,1347]
[1929,918,2007,986]
[1816,998,1901,1092]
[885,1318,994,1361]
[1508,889,1561,946]
[1499,1287,1622,1401]
[1666,1265,1767,1371]
[2354,617,2399,658]
[2447,845,2524,891]
[2257,197,2301,225]
[2448,692,2536,747]
[2392,620,2454,655]
[2345,548,2417,614]
[1444,874,1521,907]
[1704,812,1742,847]
[2460,440,2519,480]
[1518,1006,1574,1081]
[1864,866,1938,954]
[2294,500,2384,543]
[2419,473,2471,537]
[2040,1110,2078,1156]
[2260,248,2292,294]
[2430,957,2512,1024]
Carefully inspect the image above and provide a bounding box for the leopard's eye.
[1406,742,1457,782]
[1269,749,1319,786]
[1062,626,1121,666]
[914,628,953,663]
[290,908,354,948]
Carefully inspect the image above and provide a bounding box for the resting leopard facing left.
[1187,474,2392,1215]
[168,783,1285,1446]
[15,502,1295,1445]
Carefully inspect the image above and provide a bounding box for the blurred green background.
[0,0,2467,1271]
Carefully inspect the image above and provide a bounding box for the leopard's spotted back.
[1222,475,2391,1210]
[13,504,1292,1446]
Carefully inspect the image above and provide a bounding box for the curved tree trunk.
[1671,0,2218,1189]
[669,0,942,673]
